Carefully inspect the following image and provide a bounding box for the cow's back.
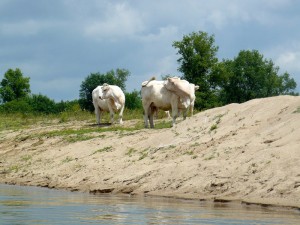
[109,85,125,105]
[141,81,174,110]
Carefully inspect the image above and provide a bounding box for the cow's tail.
[141,76,156,87]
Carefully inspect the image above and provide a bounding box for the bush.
[26,94,57,114]
[0,94,81,115]
[125,91,142,110]
[0,98,33,113]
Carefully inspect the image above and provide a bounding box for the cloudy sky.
[1,0,299,101]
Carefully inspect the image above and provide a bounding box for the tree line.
[0,30,298,114]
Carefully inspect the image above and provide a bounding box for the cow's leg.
[143,113,149,128]
[190,102,194,116]
[107,104,115,124]
[94,105,101,124]
[110,112,115,124]
[118,104,125,124]
[142,102,151,128]
[171,97,179,127]
[182,108,188,120]
[171,109,178,127]
[149,106,156,128]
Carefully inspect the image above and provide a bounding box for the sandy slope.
[1,95,300,209]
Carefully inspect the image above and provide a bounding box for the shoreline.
[1,181,300,212]
[1,96,300,211]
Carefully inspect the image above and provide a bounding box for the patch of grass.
[118,130,139,137]
[210,124,218,131]
[138,148,148,160]
[32,138,44,147]
[155,120,172,129]
[91,146,113,155]
[17,135,30,142]
[123,108,144,120]
[209,113,226,133]
[184,150,197,159]
[73,163,84,171]
[190,142,200,147]
[213,113,225,124]
[21,155,32,161]
[36,126,139,141]
[204,155,215,160]
[126,148,137,157]
[204,150,219,160]
[39,128,97,138]
[65,134,95,143]
[61,156,73,163]
[184,150,194,155]
[293,106,300,113]
[8,165,20,173]
[138,152,148,160]
[166,145,176,150]
[0,111,93,132]
[59,112,69,123]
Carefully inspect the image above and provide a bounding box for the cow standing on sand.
[164,77,199,116]
[141,77,191,128]
[92,84,125,125]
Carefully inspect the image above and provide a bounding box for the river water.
[0,184,299,224]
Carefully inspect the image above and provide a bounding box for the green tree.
[26,93,58,114]
[79,69,130,112]
[125,90,142,110]
[0,68,31,103]
[216,50,297,104]
[172,31,219,109]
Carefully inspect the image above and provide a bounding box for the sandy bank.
[1,95,300,209]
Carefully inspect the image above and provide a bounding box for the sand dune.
[1,95,300,209]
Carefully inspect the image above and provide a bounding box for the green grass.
[1,110,178,146]
[0,111,95,132]
[190,142,200,147]
[0,108,175,132]
[154,120,172,129]
[138,148,149,160]
[91,146,113,155]
[61,156,74,163]
[293,106,300,113]
[8,165,20,173]
[123,108,144,120]
[21,155,32,161]
[138,152,148,160]
[65,135,95,143]
[126,148,137,157]
[210,124,218,131]
[184,150,194,155]
[33,126,143,141]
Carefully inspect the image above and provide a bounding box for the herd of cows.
[92,77,199,128]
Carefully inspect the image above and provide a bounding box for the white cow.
[164,77,199,116]
[141,78,190,128]
[92,84,125,125]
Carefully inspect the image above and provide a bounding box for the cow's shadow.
[89,123,112,127]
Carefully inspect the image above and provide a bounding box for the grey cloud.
[0,0,299,102]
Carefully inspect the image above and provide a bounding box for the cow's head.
[164,77,180,92]
[100,83,111,99]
